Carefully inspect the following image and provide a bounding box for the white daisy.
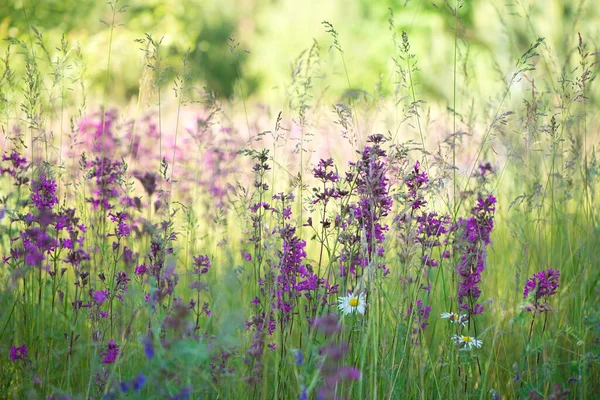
[338,293,367,315]
[441,312,467,326]
[452,334,483,350]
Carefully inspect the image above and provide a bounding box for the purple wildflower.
[523,268,560,312]
[299,387,308,400]
[295,349,303,365]
[339,134,392,277]
[192,254,211,275]
[108,211,131,238]
[86,157,127,210]
[455,194,497,316]
[31,175,58,211]
[10,344,28,362]
[93,290,108,304]
[407,300,432,343]
[133,373,147,391]
[1,151,29,186]
[134,264,148,276]
[113,271,131,301]
[143,337,155,360]
[101,340,119,364]
[134,171,159,197]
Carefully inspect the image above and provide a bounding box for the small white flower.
[441,312,467,326]
[452,334,483,350]
[338,293,367,315]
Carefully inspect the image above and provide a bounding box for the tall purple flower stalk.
[339,134,392,277]
[272,192,337,329]
[395,161,451,341]
[190,254,212,330]
[86,156,127,210]
[455,193,497,318]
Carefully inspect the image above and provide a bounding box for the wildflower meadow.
[1,0,599,399]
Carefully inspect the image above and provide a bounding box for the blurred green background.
[0,0,598,105]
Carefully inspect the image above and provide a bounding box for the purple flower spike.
[102,339,119,364]
[454,193,497,317]
[31,175,58,211]
[523,268,560,313]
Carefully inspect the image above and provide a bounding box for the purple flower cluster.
[474,162,494,183]
[243,311,271,385]
[393,161,451,339]
[312,158,346,206]
[1,151,29,186]
[339,134,392,276]
[10,344,28,362]
[108,211,131,239]
[18,225,59,266]
[272,193,337,326]
[114,270,131,301]
[57,209,90,270]
[93,290,108,304]
[416,212,451,267]
[396,162,452,263]
[404,161,429,210]
[4,174,88,271]
[86,157,127,210]
[30,175,58,210]
[455,194,497,316]
[276,223,334,323]
[407,299,432,343]
[6,204,89,285]
[523,268,560,312]
[101,339,119,364]
[248,149,271,258]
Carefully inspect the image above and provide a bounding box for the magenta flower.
[102,340,119,364]
[93,290,108,304]
[455,194,497,316]
[10,344,28,362]
[339,134,392,277]
[134,264,148,276]
[31,176,58,211]
[523,268,560,312]
[108,211,131,238]
[524,268,560,300]
[1,151,28,181]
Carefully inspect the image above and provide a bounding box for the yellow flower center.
[349,298,360,307]
[450,314,457,321]
[462,336,473,343]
